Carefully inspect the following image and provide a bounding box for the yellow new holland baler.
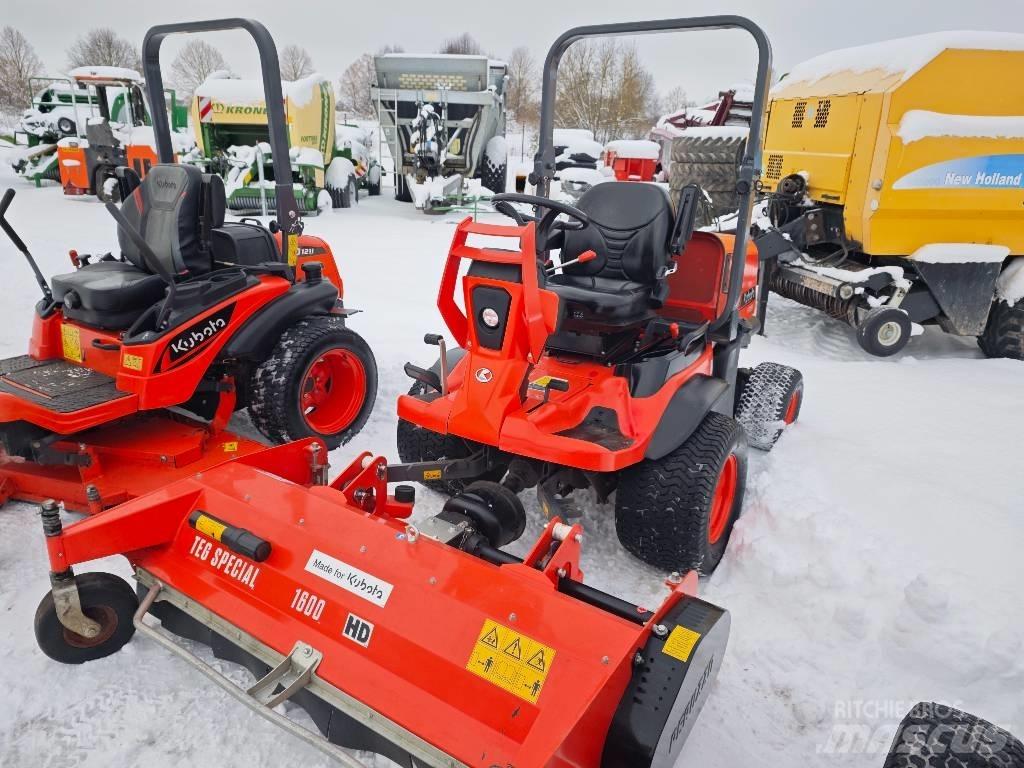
[756,32,1024,357]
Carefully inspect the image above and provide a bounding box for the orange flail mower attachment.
[39,441,730,767]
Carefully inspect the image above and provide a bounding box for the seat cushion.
[548,275,651,323]
[52,261,166,329]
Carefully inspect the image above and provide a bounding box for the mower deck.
[0,413,265,512]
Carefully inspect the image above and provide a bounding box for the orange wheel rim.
[784,389,801,424]
[708,453,738,545]
[300,349,367,434]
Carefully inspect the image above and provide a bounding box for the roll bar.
[531,16,772,336]
[141,19,300,262]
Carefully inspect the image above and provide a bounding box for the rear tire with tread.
[615,411,748,575]
[883,702,1024,768]
[734,362,803,451]
[978,299,1024,360]
[249,317,377,449]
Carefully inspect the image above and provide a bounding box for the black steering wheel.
[492,193,590,258]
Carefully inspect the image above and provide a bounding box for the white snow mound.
[911,243,1010,264]
[898,111,1024,143]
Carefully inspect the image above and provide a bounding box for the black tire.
[395,173,412,203]
[669,132,746,219]
[367,166,382,196]
[34,572,138,664]
[883,702,1024,768]
[615,411,748,575]
[481,158,507,195]
[857,306,912,357]
[249,317,377,450]
[326,184,345,209]
[461,480,527,547]
[978,299,1024,360]
[734,362,804,451]
[396,381,507,495]
[56,116,76,135]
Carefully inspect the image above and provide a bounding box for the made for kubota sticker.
[466,618,556,704]
[304,549,393,607]
[157,303,235,371]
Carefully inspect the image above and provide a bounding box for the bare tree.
[66,28,141,71]
[337,53,375,117]
[555,40,657,143]
[280,44,314,81]
[505,46,538,124]
[0,26,43,110]
[438,33,483,56]
[169,40,230,99]
[658,86,692,115]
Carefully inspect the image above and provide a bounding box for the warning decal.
[466,619,556,704]
[61,324,82,363]
[662,625,702,663]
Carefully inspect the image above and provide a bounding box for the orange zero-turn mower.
[32,437,731,767]
[397,16,803,576]
[0,19,376,514]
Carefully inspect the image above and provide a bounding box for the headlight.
[480,307,500,328]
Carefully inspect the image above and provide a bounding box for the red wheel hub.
[300,349,367,435]
[708,453,738,545]
[784,389,802,425]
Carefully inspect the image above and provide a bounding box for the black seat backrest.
[117,164,207,276]
[85,118,118,149]
[560,183,673,285]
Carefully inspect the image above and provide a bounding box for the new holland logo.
[158,304,235,371]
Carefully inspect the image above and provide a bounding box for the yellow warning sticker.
[222,441,239,453]
[193,513,227,542]
[528,375,554,390]
[287,236,298,266]
[662,625,702,663]
[422,469,442,480]
[466,619,555,704]
[122,353,143,371]
[61,324,82,363]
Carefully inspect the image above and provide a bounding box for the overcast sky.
[7,0,1024,104]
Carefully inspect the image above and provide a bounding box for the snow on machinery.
[0,21,376,513]
[372,53,508,211]
[396,17,803,578]
[755,32,1024,358]
[189,73,373,215]
[11,67,191,201]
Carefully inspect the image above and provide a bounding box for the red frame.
[398,218,760,472]
[44,442,704,767]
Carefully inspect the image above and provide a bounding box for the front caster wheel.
[734,361,804,450]
[34,572,138,664]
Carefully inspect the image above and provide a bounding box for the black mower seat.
[548,182,672,329]
[52,164,217,330]
[51,262,165,330]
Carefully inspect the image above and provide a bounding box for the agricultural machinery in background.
[372,53,508,212]
[10,67,190,201]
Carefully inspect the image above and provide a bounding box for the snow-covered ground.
[0,157,1021,767]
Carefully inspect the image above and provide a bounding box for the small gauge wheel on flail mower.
[34,572,138,664]
[249,317,377,449]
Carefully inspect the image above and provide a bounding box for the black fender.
[223,279,338,361]
[644,374,730,460]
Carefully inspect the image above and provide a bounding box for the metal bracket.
[50,573,102,639]
[247,642,322,709]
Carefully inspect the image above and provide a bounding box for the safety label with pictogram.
[466,618,556,704]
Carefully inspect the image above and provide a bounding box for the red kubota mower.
[396,18,803,575]
[28,17,764,768]
[0,21,376,513]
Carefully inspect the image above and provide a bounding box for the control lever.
[423,334,448,396]
[0,189,53,303]
[546,249,597,276]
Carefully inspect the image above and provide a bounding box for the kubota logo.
[158,304,235,371]
[155,177,178,190]
[475,367,493,383]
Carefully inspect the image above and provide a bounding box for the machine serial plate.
[466,619,556,704]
